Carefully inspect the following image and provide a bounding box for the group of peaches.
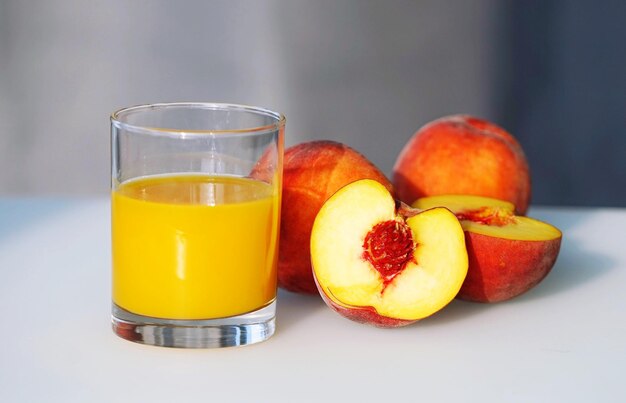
[276,115,562,327]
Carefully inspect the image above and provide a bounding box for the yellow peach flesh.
[311,180,468,321]
[413,194,561,241]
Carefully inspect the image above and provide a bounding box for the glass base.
[111,301,275,348]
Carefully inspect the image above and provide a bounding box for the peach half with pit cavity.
[311,179,468,327]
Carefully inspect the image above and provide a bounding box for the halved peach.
[311,179,468,327]
[413,195,562,302]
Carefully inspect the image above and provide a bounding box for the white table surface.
[1,198,625,402]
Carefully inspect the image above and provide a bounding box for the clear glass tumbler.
[110,103,285,348]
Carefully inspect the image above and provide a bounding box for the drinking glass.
[110,103,285,348]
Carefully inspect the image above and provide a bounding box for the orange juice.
[111,174,279,320]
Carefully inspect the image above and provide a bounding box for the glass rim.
[110,102,286,137]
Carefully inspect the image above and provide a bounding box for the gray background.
[1,0,624,207]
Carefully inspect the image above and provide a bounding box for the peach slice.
[311,179,468,327]
[413,195,562,303]
[393,115,531,214]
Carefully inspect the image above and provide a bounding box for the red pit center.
[362,220,415,286]
[455,207,515,226]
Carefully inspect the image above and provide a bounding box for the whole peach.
[393,115,531,214]
[279,141,393,294]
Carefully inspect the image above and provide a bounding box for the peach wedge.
[413,195,562,303]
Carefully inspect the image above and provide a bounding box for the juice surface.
[112,174,279,320]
